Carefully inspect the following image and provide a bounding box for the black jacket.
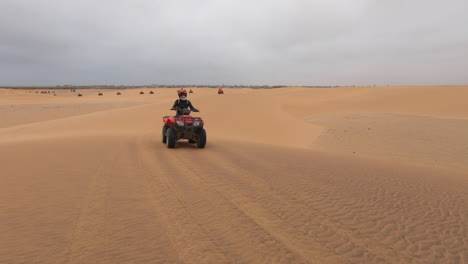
[172,99,197,115]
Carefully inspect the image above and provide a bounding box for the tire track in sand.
[138,136,321,264]
[63,144,122,264]
[63,140,181,264]
[136,135,231,264]
[103,141,181,264]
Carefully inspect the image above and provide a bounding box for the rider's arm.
[188,101,198,111]
[171,100,179,110]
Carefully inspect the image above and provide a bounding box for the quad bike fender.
[163,116,176,126]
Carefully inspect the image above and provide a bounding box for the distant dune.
[1,86,467,263]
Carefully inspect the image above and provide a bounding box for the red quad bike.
[162,108,207,148]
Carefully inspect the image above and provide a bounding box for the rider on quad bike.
[171,89,198,116]
[163,90,206,148]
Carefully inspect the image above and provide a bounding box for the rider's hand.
[170,108,177,110]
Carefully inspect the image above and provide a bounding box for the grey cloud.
[0,0,467,86]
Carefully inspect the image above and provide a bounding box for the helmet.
[177,89,187,97]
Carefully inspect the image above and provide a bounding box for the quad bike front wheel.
[162,126,167,143]
[166,128,176,148]
[197,129,207,148]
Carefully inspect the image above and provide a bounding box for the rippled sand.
[1,86,467,263]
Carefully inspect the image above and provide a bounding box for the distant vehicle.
[218,88,224,94]
[77,93,83,97]
[162,108,206,149]
[98,92,103,96]
[150,91,154,94]
[189,89,193,93]
[140,91,144,95]
[117,92,121,95]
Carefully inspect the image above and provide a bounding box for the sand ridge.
[0,86,467,263]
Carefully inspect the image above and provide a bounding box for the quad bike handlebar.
[170,108,199,112]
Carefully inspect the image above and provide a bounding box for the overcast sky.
[1,0,467,86]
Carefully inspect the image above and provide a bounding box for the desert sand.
[0,86,467,263]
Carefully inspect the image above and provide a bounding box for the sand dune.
[0,86,467,263]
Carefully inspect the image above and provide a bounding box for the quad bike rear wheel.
[166,127,176,148]
[197,129,206,148]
